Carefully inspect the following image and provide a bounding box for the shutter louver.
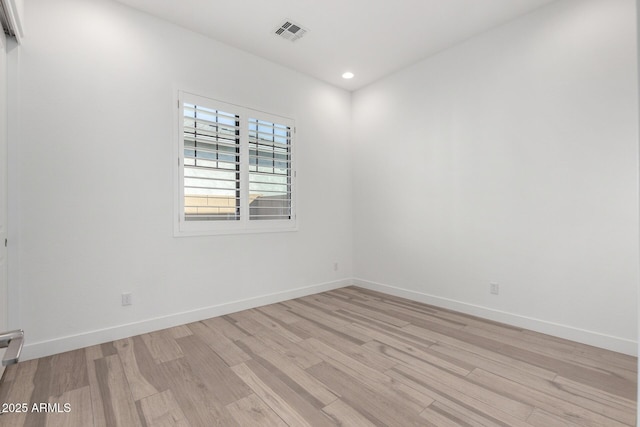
[248,118,292,220]
[183,103,241,221]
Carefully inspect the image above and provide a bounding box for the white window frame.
[174,90,297,236]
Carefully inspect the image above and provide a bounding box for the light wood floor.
[0,286,636,426]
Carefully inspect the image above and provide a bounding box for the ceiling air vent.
[274,20,308,42]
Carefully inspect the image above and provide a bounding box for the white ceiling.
[114,0,558,91]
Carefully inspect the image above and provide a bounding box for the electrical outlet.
[333,262,339,271]
[490,283,499,295]
[121,293,133,306]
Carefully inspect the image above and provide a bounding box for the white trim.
[20,277,637,359]
[20,278,352,361]
[6,36,19,331]
[353,278,638,356]
[0,0,23,43]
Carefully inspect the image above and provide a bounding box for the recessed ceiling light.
[342,72,354,79]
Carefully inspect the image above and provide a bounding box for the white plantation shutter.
[177,91,296,235]
[183,102,240,221]
[248,118,292,220]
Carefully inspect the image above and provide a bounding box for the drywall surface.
[0,23,8,380]
[636,0,639,416]
[352,0,639,354]
[13,0,353,358]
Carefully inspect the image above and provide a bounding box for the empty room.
[0,0,638,425]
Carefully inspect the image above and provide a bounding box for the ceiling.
[114,0,558,91]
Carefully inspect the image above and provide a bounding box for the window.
[248,118,293,221]
[176,91,296,235]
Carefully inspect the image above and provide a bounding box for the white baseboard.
[21,278,353,361]
[21,277,637,359]
[354,278,637,356]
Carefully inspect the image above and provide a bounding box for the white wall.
[0,18,8,380]
[12,0,353,359]
[352,0,639,354]
[636,0,639,417]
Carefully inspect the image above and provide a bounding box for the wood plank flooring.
[0,286,636,426]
